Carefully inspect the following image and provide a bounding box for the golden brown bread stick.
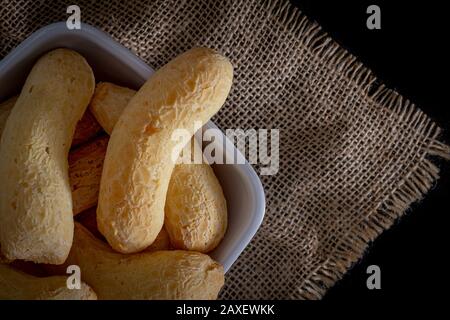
[0,49,95,264]
[89,82,135,134]
[97,48,233,253]
[164,162,227,252]
[69,135,109,215]
[48,223,223,300]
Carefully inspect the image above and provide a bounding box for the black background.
[289,0,450,301]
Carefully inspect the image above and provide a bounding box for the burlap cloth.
[1,0,449,299]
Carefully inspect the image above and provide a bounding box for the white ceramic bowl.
[0,22,265,272]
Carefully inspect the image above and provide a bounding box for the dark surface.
[289,0,449,301]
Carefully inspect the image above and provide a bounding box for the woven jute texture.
[1,0,449,299]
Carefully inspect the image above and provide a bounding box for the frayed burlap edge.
[263,0,450,299]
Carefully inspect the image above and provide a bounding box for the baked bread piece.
[0,49,95,264]
[97,47,233,253]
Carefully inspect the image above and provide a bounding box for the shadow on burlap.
[0,0,448,299]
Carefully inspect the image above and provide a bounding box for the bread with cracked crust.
[97,47,233,253]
